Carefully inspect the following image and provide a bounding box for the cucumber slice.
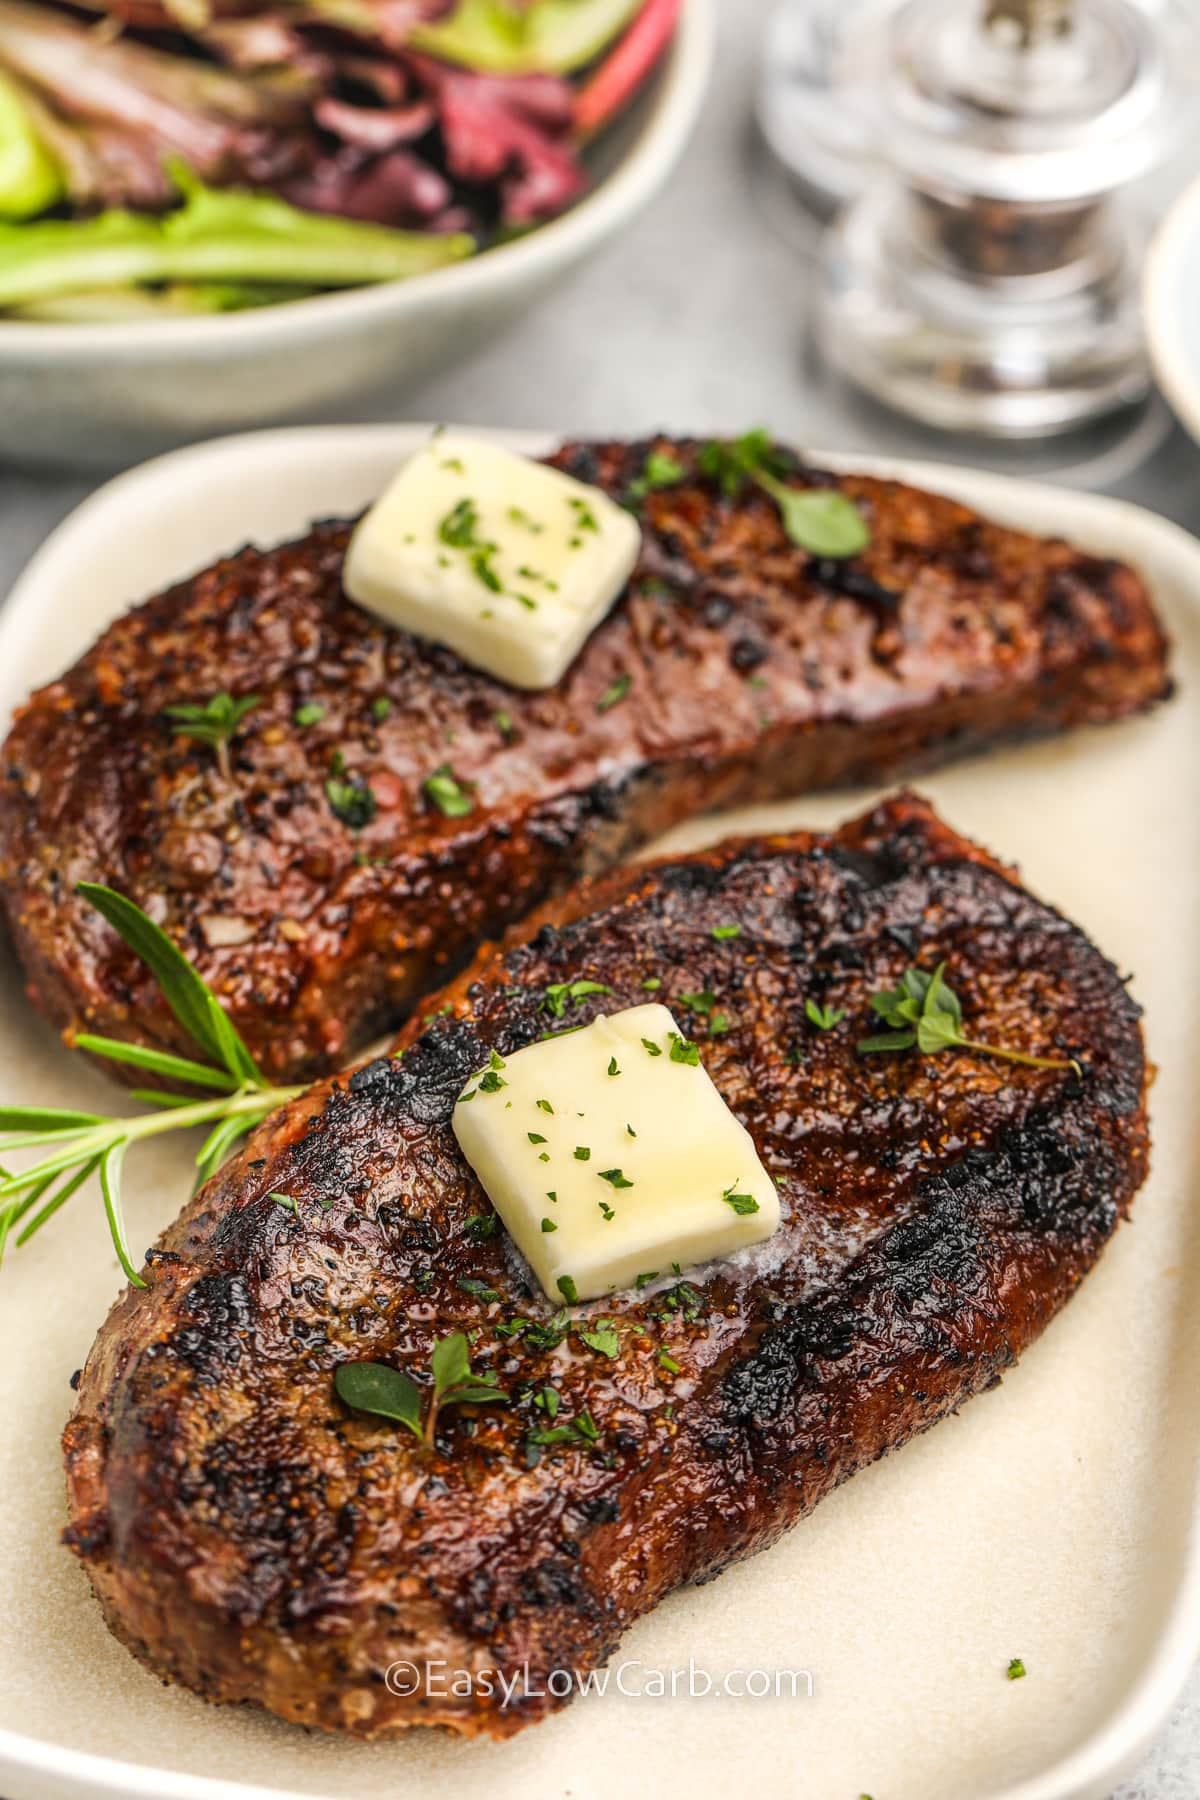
[410,0,643,76]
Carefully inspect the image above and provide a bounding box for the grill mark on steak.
[61,794,1150,1739]
[0,437,1172,1089]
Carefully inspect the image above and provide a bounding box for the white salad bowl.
[0,0,712,470]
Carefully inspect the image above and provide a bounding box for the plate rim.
[1144,170,1200,448]
[2,423,1199,1800]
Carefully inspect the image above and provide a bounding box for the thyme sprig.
[698,430,870,559]
[163,691,259,780]
[858,962,1081,1074]
[0,884,303,1285]
[335,1331,508,1447]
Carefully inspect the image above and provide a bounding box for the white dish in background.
[1,426,1199,1800]
[1145,172,1200,446]
[0,3,712,472]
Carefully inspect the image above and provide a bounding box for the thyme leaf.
[857,961,1081,1074]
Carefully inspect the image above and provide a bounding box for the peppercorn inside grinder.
[815,0,1193,435]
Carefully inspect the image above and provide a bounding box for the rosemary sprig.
[0,883,302,1286]
[857,961,1081,1074]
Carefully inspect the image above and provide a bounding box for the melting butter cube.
[343,433,641,690]
[451,1004,780,1304]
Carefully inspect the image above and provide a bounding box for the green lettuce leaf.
[0,164,473,308]
[0,69,62,219]
[410,0,642,74]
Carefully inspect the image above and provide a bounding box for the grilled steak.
[62,793,1150,1739]
[0,438,1171,1090]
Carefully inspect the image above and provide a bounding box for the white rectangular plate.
[1,427,1198,1800]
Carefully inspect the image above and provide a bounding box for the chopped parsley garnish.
[478,1070,506,1094]
[722,1181,759,1216]
[525,1309,570,1350]
[598,1168,633,1189]
[457,1276,500,1302]
[598,1200,615,1221]
[463,1213,497,1242]
[805,998,846,1031]
[579,1321,619,1358]
[438,496,480,547]
[494,709,514,738]
[658,1280,705,1322]
[596,672,632,713]
[470,547,502,592]
[325,772,377,831]
[527,1131,547,1144]
[1007,1658,1027,1681]
[626,1123,637,1137]
[641,1037,663,1057]
[541,1217,557,1232]
[546,1190,557,1201]
[668,1032,701,1066]
[679,989,716,1015]
[534,1386,559,1418]
[629,449,686,502]
[294,700,326,728]
[556,1275,579,1305]
[371,696,392,723]
[270,1192,297,1212]
[494,1317,527,1340]
[635,1270,659,1288]
[543,977,612,1017]
[607,1056,620,1077]
[508,505,544,533]
[536,1098,554,1113]
[527,1408,600,1450]
[423,764,474,818]
[658,1350,681,1374]
[573,1146,591,1161]
[711,923,742,941]
[567,496,599,533]
[641,975,662,991]
[678,990,728,1033]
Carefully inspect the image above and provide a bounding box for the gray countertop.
[1,0,1197,1792]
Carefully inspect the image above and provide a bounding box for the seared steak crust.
[62,794,1150,1739]
[0,438,1170,1087]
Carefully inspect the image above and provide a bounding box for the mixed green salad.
[0,0,679,318]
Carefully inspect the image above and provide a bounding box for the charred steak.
[0,438,1171,1089]
[62,794,1150,1739]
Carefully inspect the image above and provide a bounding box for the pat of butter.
[343,433,642,691]
[451,1004,780,1304]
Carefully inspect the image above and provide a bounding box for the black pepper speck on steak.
[0,438,1171,1088]
[62,793,1150,1739]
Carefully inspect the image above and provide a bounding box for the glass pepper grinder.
[808,0,1194,435]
